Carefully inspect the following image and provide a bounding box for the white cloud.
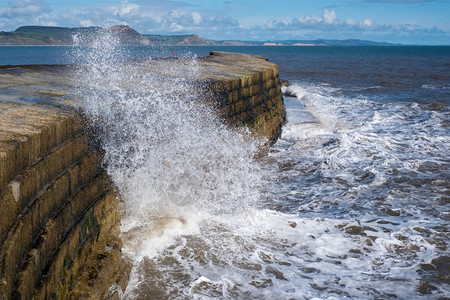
[0,0,447,44]
[114,2,140,18]
[0,0,50,18]
[288,9,345,29]
[34,13,56,26]
[191,11,202,25]
[343,17,375,29]
[266,18,288,29]
[251,8,449,44]
[362,19,374,28]
[266,9,376,31]
[0,0,54,30]
[102,4,241,35]
[344,18,358,26]
[293,15,321,26]
[80,19,95,27]
[322,9,337,25]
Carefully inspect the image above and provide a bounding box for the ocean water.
[1,42,449,299]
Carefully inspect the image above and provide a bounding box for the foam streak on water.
[268,83,450,298]
[72,36,450,299]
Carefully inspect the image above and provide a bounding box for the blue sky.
[0,0,449,44]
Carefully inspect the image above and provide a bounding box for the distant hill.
[0,25,398,46]
[0,26,75,45]
[108,25,150,45]
[258,39,397,46]
[0,25,220,46]
[0,25,151,46]
[144,34,197,45]
[144,34,217,45]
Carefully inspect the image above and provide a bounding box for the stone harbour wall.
[0,104,130,300]
[0,52,285,299]
[201,51,285,146]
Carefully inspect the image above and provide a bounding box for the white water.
[72,36,450,299]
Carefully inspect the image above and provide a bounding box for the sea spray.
[70,31,271,296]
[69,39,450,298]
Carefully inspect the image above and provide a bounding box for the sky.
[0,0,449,45]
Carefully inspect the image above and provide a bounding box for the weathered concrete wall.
[0,65,131,299]
[0,103,130,299]
[0,52,284,299]
[201,51,285,146]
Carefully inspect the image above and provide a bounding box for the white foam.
[71,38,450,298]
[121,206,447,298]
[282,84,308,99]
[71,32,275,298]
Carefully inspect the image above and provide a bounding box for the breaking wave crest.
[71,31,267,284]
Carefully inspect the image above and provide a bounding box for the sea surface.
[1,43,449,299]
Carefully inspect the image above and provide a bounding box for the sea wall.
[0,52,284,299]
[201,51,285,146]
[0,104,130,299]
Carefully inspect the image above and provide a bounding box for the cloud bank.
[0,0,448,44]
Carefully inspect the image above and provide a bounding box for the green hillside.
[0,26,101,45]
[0,26,210,46]
[144,34,198,45]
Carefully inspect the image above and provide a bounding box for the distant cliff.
[0,25,150,46]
